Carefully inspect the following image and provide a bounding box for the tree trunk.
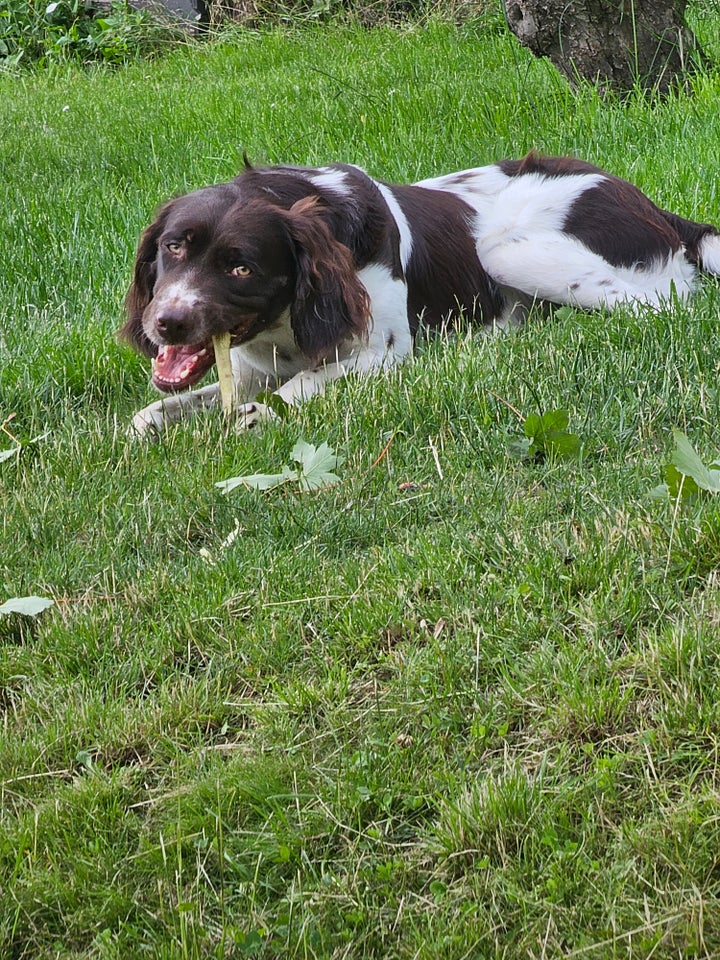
[503,0,704,94]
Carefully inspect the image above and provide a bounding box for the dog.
[121,153,720,435]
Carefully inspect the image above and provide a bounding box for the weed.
[0,0,186,66]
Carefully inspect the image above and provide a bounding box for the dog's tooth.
[197,348,207,357]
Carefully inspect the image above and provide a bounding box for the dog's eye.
[229,264,252,278]
[166,241,183,256]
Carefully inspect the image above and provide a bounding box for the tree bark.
[503,0,704,94]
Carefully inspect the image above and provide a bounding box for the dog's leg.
[129,383,222,436]
[479,234,698,311]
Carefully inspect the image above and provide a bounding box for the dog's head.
[120,181,370,393]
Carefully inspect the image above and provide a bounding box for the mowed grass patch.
[3,19,720,959]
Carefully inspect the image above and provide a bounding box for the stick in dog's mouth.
[212,333,235,416]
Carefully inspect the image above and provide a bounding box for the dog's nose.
[155,310,193,343]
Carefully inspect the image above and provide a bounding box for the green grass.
[3,17,720,959]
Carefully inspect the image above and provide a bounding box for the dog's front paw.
[129,401,166,438]
[234,402,278,432]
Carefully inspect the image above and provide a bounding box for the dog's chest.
[233,310,306,378]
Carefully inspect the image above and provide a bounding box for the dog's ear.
[283,196,370,361]
[118,201,174,357]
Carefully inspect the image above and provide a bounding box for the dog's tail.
[660,209,720,276]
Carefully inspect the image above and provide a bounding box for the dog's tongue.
[151,342,215,393]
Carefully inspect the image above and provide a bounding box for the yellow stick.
[213,333,235,416]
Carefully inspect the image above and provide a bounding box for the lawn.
[3,14,720,958]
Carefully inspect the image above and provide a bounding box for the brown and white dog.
[121,153,720,434]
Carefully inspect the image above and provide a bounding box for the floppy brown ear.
[118,201,174,357]
[284,197,370,361]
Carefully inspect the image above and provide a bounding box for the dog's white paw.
[128,402,166,437]
[234,402,278,432]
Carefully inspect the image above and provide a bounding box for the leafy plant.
[0,0,182,67]
[0,414,49,462]
[651,428,720,501]
[217,439,343,494]
[0,596,54,616]
[255,390,291,420]
[510,409,582,461]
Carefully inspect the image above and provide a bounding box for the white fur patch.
[698,234,720,276]
[308,167,352,197]
[375,183,414,272]
[233,308,301,380]
[474,172,606,239]
[154,278,202,310]
[417,164,511,204]
[357,262,413,359]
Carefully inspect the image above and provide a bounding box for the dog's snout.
[155,308,193,342]
[148,279,203,344]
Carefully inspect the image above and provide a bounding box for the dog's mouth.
[151,342,215,393]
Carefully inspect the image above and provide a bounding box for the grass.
[3,15,720,959]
